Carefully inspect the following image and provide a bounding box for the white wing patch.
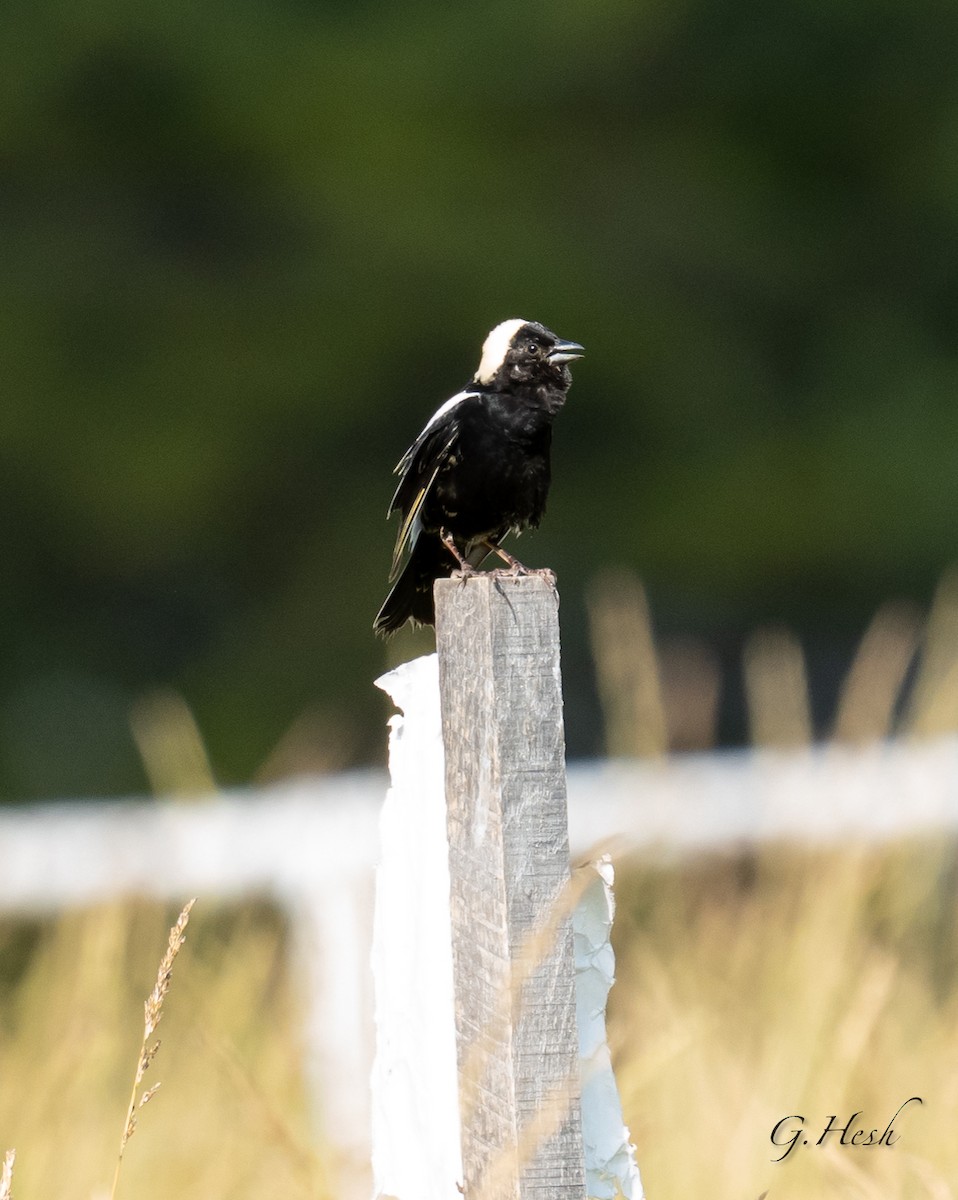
[417,388,480,440]
[474,318,527,383]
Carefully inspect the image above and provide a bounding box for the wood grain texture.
[435,573,585,1200]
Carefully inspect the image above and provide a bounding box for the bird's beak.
[547,339,585,365]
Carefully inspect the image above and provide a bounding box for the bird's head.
[474,319,584,389]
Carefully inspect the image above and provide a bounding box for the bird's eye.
[527,340,540,355]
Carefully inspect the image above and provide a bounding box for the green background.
[4,0,958,798]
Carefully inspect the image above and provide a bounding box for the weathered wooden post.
[435,573,586,1200]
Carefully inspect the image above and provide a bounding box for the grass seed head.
[111,900,196,1199]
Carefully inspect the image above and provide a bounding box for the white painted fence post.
[434,574,586,1200]
[371,656,463,1200]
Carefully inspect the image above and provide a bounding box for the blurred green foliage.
[3,0,958,798]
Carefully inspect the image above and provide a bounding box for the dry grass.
[0,901,330,1200]
[587,565,958,754]
[1,840,955,1199]
[110,899,195,1200]
[612,838,958,1199]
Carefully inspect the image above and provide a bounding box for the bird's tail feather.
[373,535,455,636]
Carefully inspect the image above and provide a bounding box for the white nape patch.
[475,318,528,383]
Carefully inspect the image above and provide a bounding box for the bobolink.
[374,318,583,636]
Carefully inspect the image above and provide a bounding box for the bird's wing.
[388,429,456,579]
[387,391,478,580]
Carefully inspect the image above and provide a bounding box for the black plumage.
[374,318,584,636]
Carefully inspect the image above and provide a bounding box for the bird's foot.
[440,528,470,570]
[527,566,557,584]
[485,543,555,584]
[494,564,556,583]
[482,540,529,574]
[451,563,478,587]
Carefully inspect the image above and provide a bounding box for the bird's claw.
[528,566,557,583]
[452,564,477,589]
[491,564,555,584]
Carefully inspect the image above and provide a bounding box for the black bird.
[374,318,584,636]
